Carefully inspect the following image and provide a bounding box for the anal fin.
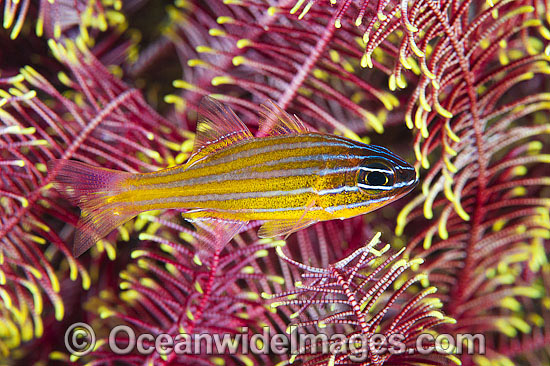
[75,209,137,257]
[182,211,247,251]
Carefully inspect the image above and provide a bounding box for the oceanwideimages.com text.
[65,322,486,359]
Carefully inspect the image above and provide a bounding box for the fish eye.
[357,161,395,189]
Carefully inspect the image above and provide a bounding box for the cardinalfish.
[51,97,418,256]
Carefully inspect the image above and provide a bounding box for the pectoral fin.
[259,197,318,238]
[258,219,318,238]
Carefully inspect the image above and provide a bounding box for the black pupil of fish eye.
[367,171,387,186]
[359,162,392,187]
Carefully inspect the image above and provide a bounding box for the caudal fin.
[48,160,137,257]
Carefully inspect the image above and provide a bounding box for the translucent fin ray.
[74,210,136,257]
[259,100,309,136]
[186,96,253,168]
[48,159,136,256]
[184,214,247,251]
[258,219,317,238]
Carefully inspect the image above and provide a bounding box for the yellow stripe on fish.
[50,97,418,256]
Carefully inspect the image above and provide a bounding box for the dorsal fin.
[258,100,310,136]
[186,96,253,168]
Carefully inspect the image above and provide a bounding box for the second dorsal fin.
[186,96,253,168]
[258,100,310,136]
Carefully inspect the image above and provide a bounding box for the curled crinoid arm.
[2,0,123,40]
[73,218,290,365]
[165,0,402,140]
[0,35,185,356]
[269,233,455,365]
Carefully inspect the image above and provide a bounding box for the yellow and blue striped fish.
[51,97,418,256]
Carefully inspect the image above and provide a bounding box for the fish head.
[358,144,416,189]
[322,142,418,218]
[352,144,418,210]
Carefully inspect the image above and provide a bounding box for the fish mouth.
[394,166,419,195]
